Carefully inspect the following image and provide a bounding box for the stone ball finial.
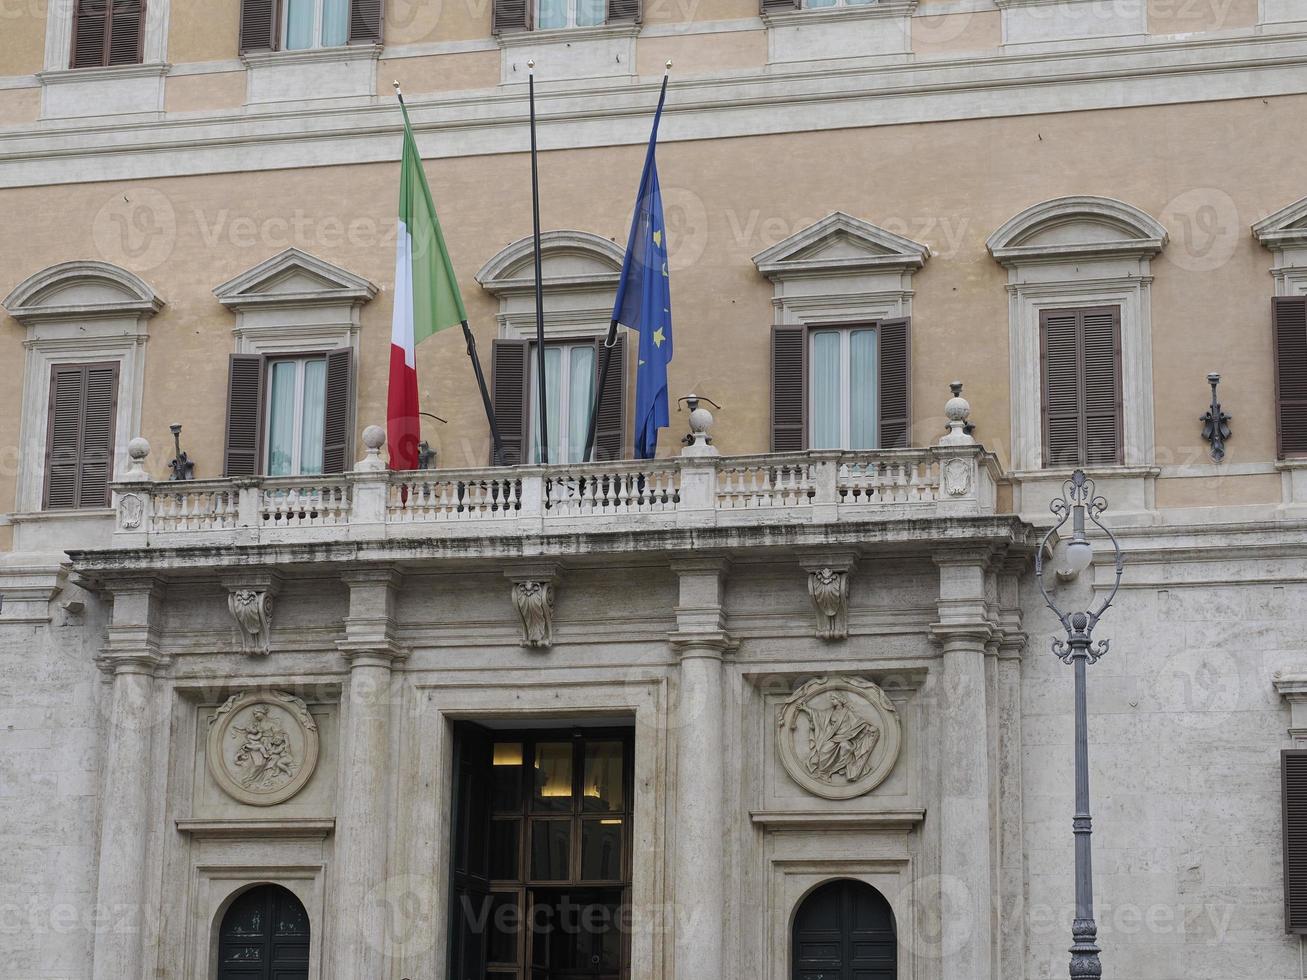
[121,436,151,482]
[363,425,386,450]
[128,437,150,460]
[940,382,976,447]
[355,425,388,472]
[681,393,720,457]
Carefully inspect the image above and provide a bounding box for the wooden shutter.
[349,0,383,43]
[321,347,354,474]
[1040,307,1123,468]
[224,354,265,477]
[43,362,119,510]
[761,0,800,12]
[107,0,145,65]
[1274,297,1307,458]
[239,0,280,53]
[491,339,530,466]
[771,324,807,452]
[71,0,145,68]
[877,317,911,449]
[1285,750,1307,933]
[592,334,628,461]
[607,0,641,22]
[493,0,531,34]
[448,724,493,979]
[71,0,109,68]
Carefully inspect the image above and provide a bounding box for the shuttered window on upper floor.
[239,0,381,53]
[1284,750,1307,933]
[71,0,146,69]
[1040,306,1123,469]
[769,319,911,453]
[44,362,119,510]
[1274,297,1307,459]
[493,0,640,33]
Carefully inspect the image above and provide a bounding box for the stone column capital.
[335,639,408,669]
[668,630,738,660]
[929,622,997,651]
[339,565,404,589]
[502,561,561,585]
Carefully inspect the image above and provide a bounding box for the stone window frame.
[42,0,171,69]
[986,195,1169,476]
[1253,194,1307,298]
[2,260,162,518]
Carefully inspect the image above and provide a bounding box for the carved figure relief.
[207,691,319,806]
[807,567,850,640]
[777,676,902,800]
[513,580,555,648]
[228,589,274,656]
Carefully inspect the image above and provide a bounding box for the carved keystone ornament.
[777,676,902,800]
[207,691,320,806]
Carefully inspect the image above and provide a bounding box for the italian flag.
[388,101,467,470]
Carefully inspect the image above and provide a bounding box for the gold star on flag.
[653,327,666,347]
[653,229,662,247]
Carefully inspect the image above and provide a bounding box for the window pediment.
[3,260,163,325]
[213,247,377,311]
[476,230,624,297]
[752,212,930,280]
[1254,196,1307,250]
[987,195,1168,266]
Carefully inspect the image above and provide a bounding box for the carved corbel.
[223,573,282,657]
[799,552,858,641]
[505,563,560,649]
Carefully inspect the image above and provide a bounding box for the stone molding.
[749,808,925,831]
[986,194,1169,266]
[213,247,377,311]
[174,816,335,838]
[1253,195,1307,297]
[3,260,164,324]
[1274,672,1307,744]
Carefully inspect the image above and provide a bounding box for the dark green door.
[791,879,896,980]
[217,884,310,980]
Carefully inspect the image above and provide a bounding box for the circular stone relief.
[207,691,320,807]
[777,676,902,800]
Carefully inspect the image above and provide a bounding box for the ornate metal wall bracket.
[1199,372,1232,463]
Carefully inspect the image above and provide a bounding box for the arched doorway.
[791,879,896,980]
[216,883,310,980]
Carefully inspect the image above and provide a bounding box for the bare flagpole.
[528,60,550,464]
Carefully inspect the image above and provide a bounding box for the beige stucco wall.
[1148,0,1258,35]
[168,1,241,64]
[1,94,1304,516]
[0,0,47,77]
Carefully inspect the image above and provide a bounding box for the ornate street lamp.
[1034,469,1125,980]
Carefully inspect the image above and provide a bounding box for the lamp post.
[1034,469,1125,980]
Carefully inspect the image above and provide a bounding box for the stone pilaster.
[669,557,734,980]
[333,566,407,979]
[92,576,167,980]
[931,550,996,980]
[995,561,1029,980]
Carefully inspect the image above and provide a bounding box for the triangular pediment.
[752,212,930,278]
[3,260,163,324]
[476,231,624,296]
[1254,196,1307,249]
[213,248,377,310]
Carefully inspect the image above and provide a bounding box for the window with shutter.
[239,0,381,52]
[43,362,120,510]
[1040,306,1123,469]
[71,0,146,68]
[493,0,532,33]
[1274,297,1307,459]
[491,339,530,466]
[1284,750,1307,933]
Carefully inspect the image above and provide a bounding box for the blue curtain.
[849,328,878,449]
[811,331,841,449]
[321,0,350,45]
[283,0,315,49]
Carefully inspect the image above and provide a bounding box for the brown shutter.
[491,339,529,466]
[1041,307,1123,468]
[1082,307,1122,465]
[321,347,354,474]
[1274,297,1307,459]
[771,325,807,452]
[349,0,383,43]
[224,354,265,477]
[592,334,628,461]
[493,0,531,34]
[877,317,911,449]
[607,0,641,22]
[760,0,800,12]
[43,363,118,510]
[107,0,145,65]
[239,0,280,53]
[71,0,110,68]
[1284,750,1307,933]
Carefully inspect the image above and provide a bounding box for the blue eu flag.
[612,79,672,460]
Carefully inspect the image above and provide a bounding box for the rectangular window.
[43,362,119,510]
[282,0,349,49]
[1040,306,1123,469]
[264,355,328,476]
[809,326,879,450]
[240,0,381,53]
[71,0,146,69]
[528,341,597,465]
[536,0,605,28]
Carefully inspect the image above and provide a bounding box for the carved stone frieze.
[207,690,320,807]
[777,676,902,800]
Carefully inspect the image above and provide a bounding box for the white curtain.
[849,329,878,449]
[266,361,297,476]
[299,359,327,474]
[538,0,568,29]
[577,0,606,25]
[283,0,315,49]
[566,345,596,463]
[811,331,841,449]
[531,347,565,464]
[321,0,350,45]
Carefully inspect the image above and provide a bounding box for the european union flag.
[612,79,672,460]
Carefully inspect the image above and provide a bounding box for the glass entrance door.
[528,889,624,980]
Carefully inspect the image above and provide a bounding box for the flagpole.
[583,63,671,464]
[392,82,504,465]
[528,61,550,465]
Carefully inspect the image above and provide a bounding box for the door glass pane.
[492,742,524,812]
[321,0,349,45]
[849,329,878,450]
[299,358,326,475]
[566,344,595,464]
[283,0,315,49]
[581,819,623,881]
[537,0,567,27]
[530,820,570,880]
[581,741,623,813]
[266,360,297,476]
[810,331,841,449]
[576,0,605,25]
[490,819,521,881]
[531,742,573,812]
[487,892,522,965]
